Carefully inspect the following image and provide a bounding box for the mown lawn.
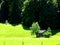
[0,23,60,45]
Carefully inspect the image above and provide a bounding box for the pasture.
[0,37,60,45]
[0,23,60,45]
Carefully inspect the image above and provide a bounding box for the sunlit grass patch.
[0,23,60,38]
[0,37,60,45]
[0,23,60,45]
[0,23,32,37]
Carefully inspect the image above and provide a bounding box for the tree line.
[0,0,60,30]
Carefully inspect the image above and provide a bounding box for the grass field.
[0,23,60,45]
[0,37,60,45]
[0,23,32,37]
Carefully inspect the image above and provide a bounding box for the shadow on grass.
[36,30,60,38]
[22,25,30,30]
[11,24,19,26]
[8,23,20,26]
[51,30,60,36]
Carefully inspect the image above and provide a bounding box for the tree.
[0,0,9,23]
[30,22,40,35]
[8,0,24,25]
[38,0,58,30]
[22,0,58,30]
[30,22,41,37]
[56,0,60,29]
[22,0,41,27]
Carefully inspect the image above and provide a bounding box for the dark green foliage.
[22,0,41,27]
[56,0,60,29]
[0,0,25,25]
[30,22,40,35]
[43,27,52,38]
[0,0,9,23]
[51,30,60,35]
[8,0,24,25]
[0,0,59,30]
[0,0,2,3]
[23,0,58,30]
[38,0,58,30]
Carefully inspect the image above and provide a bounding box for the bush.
[43,27,52,38]
[30,22,40,35]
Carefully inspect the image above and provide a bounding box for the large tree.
[39,0,58,30]
[23,0,58,30]
[22,0,41,27]
[8,0,24,25]
[0,0,9,23]
[56,0,60,29]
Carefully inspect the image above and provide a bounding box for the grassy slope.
[0,23,33,37]
[0,23,60,38]
[0,0,59,45]
[0,23,60,45]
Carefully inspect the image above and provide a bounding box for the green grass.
[0,23,60,45]
[0,23,33,37]
[0,37,60,45]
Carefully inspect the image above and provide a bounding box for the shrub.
[30,22,40,35]
[43,27,52,38]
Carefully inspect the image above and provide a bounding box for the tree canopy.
[0,0,60,30]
